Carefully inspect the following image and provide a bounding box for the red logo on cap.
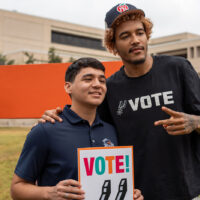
[117,3,129,13]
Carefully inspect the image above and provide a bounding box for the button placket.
[89,126,96,146]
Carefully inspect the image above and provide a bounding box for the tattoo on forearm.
[184,114,197,133]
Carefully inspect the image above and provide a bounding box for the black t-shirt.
[99,55,200,200]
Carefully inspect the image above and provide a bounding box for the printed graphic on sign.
[78,146,134,200]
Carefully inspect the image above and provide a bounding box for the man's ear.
[113,45,118,55]
[64,82,72,95]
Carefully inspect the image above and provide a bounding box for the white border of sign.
[78,146,134,200]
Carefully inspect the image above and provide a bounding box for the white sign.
[78,146,134,200]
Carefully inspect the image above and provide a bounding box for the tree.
[48,47,62,63]
[24,52,36,64]
[68,57,76,62]
[0,53,15,65]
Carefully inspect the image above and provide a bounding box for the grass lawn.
[0,127,30,200]
[0,127,199,200]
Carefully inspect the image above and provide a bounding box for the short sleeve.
[14,124,48,183]
[181,59,200,115]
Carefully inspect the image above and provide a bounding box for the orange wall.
[0,61,122,118]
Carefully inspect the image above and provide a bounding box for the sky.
[0,0,199,38]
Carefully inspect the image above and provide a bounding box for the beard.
[123,56,146,66]
[120,45,148,66]
[130,58,146,65]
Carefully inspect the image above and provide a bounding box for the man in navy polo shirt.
[11,57,143,200]
[11,58,116,200]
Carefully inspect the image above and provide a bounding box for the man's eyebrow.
[99,74,106,79]
[137,28,145,32]
[119,28,145,37]
[82,74,106,79]
[82,74,93,77]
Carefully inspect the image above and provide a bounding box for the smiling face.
[114,20,148,65]
[65,67,107,108]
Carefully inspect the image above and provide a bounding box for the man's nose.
[92,78,101,87]
[130,34,139,45]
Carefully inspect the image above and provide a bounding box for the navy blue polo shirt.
[15,105,118,186]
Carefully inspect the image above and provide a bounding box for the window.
[157,49,187,58]
[197,46,200,57]
[190,47,194,58]
[51,31,105,51]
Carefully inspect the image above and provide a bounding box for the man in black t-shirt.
[40,3,200,200]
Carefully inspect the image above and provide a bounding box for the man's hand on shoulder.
[38,107,63,124]
[154,106,200,135]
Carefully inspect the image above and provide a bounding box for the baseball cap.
[105,3,145,28]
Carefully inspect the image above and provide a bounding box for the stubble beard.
[124,46,148,66]
[130,58,146,65]
[130,45,148,65]
[124,55,146,66]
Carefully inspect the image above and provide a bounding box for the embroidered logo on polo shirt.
[117,3,129,13]
[102,138,114,147]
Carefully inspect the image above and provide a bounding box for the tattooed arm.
[154,106,200,135]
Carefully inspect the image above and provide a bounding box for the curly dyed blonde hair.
[104,12,153,55]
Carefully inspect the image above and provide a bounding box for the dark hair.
[65,57,105,82]
[104,12,153,55]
